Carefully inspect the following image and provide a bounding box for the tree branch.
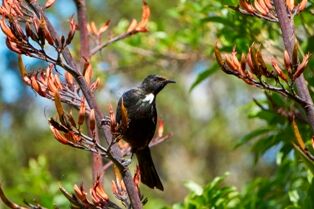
[74,0,90,60]
[27,2,143,208]
[90,30,142,56]
[73,0,104,184]
[273,0,314,132]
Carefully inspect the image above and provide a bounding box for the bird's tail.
[135,148,164,191]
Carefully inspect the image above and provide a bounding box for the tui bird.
[115,74,175,190]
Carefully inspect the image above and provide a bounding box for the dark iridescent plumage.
[116,75,175,190]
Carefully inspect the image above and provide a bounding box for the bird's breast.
[124,100,157,149]
[142,93,155,104]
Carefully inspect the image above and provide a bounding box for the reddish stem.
[74,0,90,60]
[74,0,104,184]
[28,2,143,208]
[273,0,314,132]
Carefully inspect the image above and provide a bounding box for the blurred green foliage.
[0,0,314,208]
[3,156,73,208]
[166,157,313,209]
[170,173,241,209]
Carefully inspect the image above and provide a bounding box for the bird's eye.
[155,77,164,81]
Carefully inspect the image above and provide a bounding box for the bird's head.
[141,74,175,95]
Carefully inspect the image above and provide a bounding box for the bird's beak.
[165,79,176,84]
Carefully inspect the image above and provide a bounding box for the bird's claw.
[101,116,111,126]
[121,159,132,167]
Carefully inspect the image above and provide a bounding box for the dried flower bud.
[298,0,307,11]
[0,18,15,39]
[67,111,77,129]
[284,50,292,74]
[247,47,261,77]
[240,53,246,72]
[30,75,41,93]
[45,0,56,9]
[90,78,101,92]
[109,104,116,131]
[54,74,63,90]
[239,0,256,14]
[66,16,76,45]
[292,119,305,150]
[83,62,93,85]
[225,56,237,71]
[48,118,68,132]
[286,0,295,11]
[264,0,272,9]
[6,38,22,54]
[91,22,98,35]
[231,47,245,75]
[254,0,268,15]
[47,73,58,94]
[127,19,137,33]
[10,19,25,40]
[293,53,310,80]
[73,184,87,201]
[18,55,27,77]
[214,43,224,67]
[113,164,122,183]
[25,22,38,42]
[49,125,68,145]
[120,179,126,192]
[60,35,65,48]
[158,120,164,137]
[256,50,270,77]
[98,20,111,35]
[65,72,74,86]
[44,25,54,45]
[89,109,96,135]
[134,166,141,188]
[54,91,64,118]
[37,17,46,45]
[91,178,109,204]
[292,43,299,68]
[111,180,118,194]
[78,98,86,127]
[136,0,150,32]
[272,58,288,81]
[120,98,129,133]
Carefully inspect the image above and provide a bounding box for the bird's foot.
[101,116,111,126]
[121,158,132,167]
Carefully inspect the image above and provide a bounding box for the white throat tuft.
[143,93,155,104]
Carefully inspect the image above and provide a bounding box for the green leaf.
[201,16,235,27]
[189,63,218,91]
[208,172,229,189]
[172,203,183,209]
[184,181,203,195]
[288,190,299,203]
[285,206,301,209]
[293,145,314,174]
[251,134,281,163]
[235,128,272,148]
[302,179,314,209]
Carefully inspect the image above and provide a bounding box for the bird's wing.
[116,88,144,122]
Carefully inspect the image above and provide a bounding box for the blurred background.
[0,0,313,208]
